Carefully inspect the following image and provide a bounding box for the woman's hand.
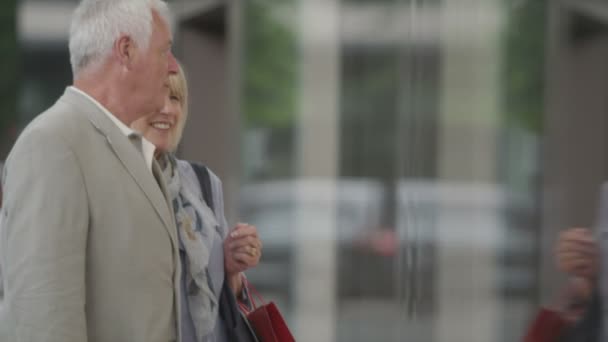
[556,227,599,280]
[224,223,263,294]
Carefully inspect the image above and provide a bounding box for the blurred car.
[239,179,537,311]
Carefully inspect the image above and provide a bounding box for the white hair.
[69,0,171,77]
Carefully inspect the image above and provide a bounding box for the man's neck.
[73,78,131,127]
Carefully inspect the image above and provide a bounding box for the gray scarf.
[161,154,220,340]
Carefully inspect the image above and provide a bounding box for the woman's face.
[131,91,183,155]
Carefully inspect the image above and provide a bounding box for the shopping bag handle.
[238,277,265,314]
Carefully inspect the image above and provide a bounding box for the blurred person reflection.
[556,227,601,342]
[557,228,599,285]
[523,275,594,342]
[130,63,262,342]
[0,0,180,341]
[524,227,600,342]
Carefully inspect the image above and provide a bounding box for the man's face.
[129,10,178,121]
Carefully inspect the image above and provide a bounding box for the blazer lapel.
[59,88,178,248]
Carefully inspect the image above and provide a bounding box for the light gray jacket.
[0,88,181,342]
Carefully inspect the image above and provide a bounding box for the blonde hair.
[168,63,189,151]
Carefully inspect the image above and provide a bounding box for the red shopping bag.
[239,280,295,342]
[523,308,567,342]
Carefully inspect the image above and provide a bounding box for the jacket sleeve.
[0,128,89,342]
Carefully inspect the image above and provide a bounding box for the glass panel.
[240,0,547,341]
[339,1,440,341]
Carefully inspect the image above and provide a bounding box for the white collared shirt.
[69,86,156,173]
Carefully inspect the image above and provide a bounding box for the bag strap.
[188,161,214,213]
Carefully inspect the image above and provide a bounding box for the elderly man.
[0,0,180,341]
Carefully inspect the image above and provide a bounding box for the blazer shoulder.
[10,91,98,156]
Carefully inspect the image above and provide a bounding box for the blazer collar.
[58,87,178,248]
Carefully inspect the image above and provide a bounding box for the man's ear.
[114,35,136,69]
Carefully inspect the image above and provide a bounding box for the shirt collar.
[69,86,156,172]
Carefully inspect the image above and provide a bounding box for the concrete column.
[293,1,340,341]
[435,2,503,342]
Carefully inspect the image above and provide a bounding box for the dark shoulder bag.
[189,162,259,342]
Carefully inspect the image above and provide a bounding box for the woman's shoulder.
[176,158,219,179]
[175,158,223,193]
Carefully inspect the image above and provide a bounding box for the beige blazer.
[0,88,181,342]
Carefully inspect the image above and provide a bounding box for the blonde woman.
[131,64,261,342]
